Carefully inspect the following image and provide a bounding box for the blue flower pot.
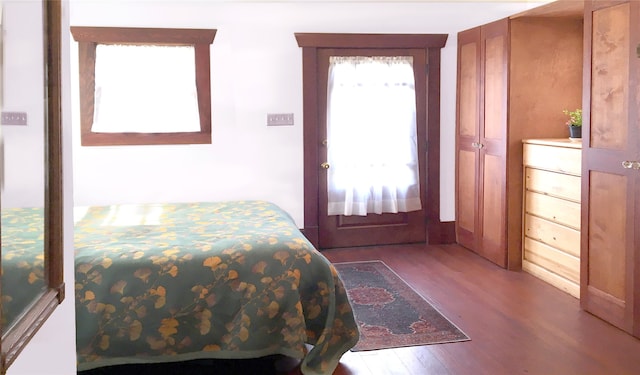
[569,125,582,139]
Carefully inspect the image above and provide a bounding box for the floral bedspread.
[1,207,46,329]
[74,200,359,375]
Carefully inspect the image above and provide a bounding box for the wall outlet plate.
[1,111,28,125]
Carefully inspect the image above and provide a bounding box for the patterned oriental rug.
[333,260,470,351]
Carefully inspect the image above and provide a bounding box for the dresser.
[522,139,581,298]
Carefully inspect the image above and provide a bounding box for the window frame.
[70,27,216,146]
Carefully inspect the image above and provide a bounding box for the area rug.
[334,260,470,351]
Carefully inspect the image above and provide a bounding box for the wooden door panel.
[584,170,629,330]
[457,149,476,248]
[459,42,478,138]
[478,19,508,268]
[481,153,506,266]
[587,171,627,300]
[456,27,481,250]
[321,211,424,249]
[483,33,507,142]
[591,2,629,150]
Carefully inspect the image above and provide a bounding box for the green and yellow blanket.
[74,200,358,375]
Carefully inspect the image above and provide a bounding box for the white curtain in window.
[327,56,422,216]
[92,44,200,133]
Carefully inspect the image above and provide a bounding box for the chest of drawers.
[522,139,581,298]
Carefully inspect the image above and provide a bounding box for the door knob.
[320,162,330,169]
[621,160,640,169]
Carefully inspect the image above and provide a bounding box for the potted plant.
[563,108,582,139]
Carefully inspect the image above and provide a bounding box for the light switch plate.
[1,111,28,125]
[267,113,294,126]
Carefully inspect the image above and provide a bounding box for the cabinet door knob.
[320,162,330,169]
[622,160,640,169]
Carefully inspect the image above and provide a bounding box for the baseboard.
[427,220,456,244]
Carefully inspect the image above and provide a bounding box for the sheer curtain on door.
[326,56,422,216]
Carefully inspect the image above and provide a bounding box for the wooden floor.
[307,243,640,375]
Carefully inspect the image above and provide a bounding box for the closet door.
[478,19,509,268]
[581,0,640,337]
[455,26,481,251]
[455,19,508,268]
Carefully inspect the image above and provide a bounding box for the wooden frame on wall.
[295,33,454,247]
[0,0,65,371]
[70,26,216,146]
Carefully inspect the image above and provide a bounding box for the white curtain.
[326,56,422,216]
[92,44,200,133]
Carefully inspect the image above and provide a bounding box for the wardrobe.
[455,4,583,270]
[456,0,640,340]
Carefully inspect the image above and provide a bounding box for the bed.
[74,200,359,375]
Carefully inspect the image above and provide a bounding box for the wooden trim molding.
[1,1,65,371]
[295,33,448,49]
[296,33,451,247]
[70,27,216,146]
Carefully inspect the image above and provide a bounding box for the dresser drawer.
[525,168,581,202]
[523,143,581,175]
[524,214,580,257]
[524,191,581,230]
[523,237,580,284]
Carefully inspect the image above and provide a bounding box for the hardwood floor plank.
[323,243,640,374]
[393,346,451,375]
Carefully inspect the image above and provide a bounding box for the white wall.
[1,0,45,208]
[8,1,548,374]
[69,0,543,224]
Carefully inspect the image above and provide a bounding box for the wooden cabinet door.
[478,19,509,268]
[455,26,481,252]
[582,0,640,337]
[455,19,509,268]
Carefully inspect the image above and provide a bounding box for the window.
[70,27,216,146]
[326,56,422,216]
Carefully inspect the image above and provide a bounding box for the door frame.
[295,33,450,248]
